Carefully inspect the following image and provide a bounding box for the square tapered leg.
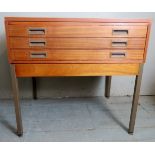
[32,77,37,99]
[128,64,144,134]
[105,76,112,98]
[10,64,23,136]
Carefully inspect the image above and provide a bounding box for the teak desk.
[5,17,151,136]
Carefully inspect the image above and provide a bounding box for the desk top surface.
[5,17,152,23]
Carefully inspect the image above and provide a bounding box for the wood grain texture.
[9,37,146,49]
[5,17,152,23]
[5,17,151,77]
[5,20,12,62]
[4,17,151,136]
[15,64,140,77]
[143,23,152,62]
[8,24,147,38]
[10,49,144,64]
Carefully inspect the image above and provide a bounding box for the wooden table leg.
[10,64,23,136]
[32,77,37,99]
[105,76,112,98]
[128,64,144,134]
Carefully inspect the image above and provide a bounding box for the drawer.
[9,38,146,49]
[7,22,148,37]
[10,49,144,63]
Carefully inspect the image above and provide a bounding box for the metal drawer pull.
[29,40,46,47]
[112,41,127,47]
[111,52,126,58]
[28,28,46,35]
[112,29,128,35]
[30,52,47,58]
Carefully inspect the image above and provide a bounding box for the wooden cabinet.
[5,17,151,136]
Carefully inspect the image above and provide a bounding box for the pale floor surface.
[0,96,155,142]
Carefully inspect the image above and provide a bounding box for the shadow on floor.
[94,97,129,132]
[0,114,16,135]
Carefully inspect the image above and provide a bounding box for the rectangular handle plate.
[112,41,127,47]
[30,52,47,58]
[110,52,126,58]
[112,29,128,35]
[29,40,46,47]
[28,28,46,35]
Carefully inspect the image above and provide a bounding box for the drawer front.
[8,22,148,37]
[10,49,144,63]
[9,38,146,49]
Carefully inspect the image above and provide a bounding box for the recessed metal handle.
[29,40,46,47]
[28,28,46,35]
[110,52,126,58]
[30,52,47,58]
[112,41,127,47]
[112,29,128,35]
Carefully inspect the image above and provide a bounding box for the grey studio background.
[0,12,155,99]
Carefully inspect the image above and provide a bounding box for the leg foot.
[128,130,134,135]
[17,132,23,137]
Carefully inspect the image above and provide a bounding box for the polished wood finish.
[143,23,152,62]
[9,37,146,49]
[5,17,151,136]
[8,24,147,38]
[5,17,151,23]
[10,49,144,64]
[15,64,140,77]
[6,18,151,64]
